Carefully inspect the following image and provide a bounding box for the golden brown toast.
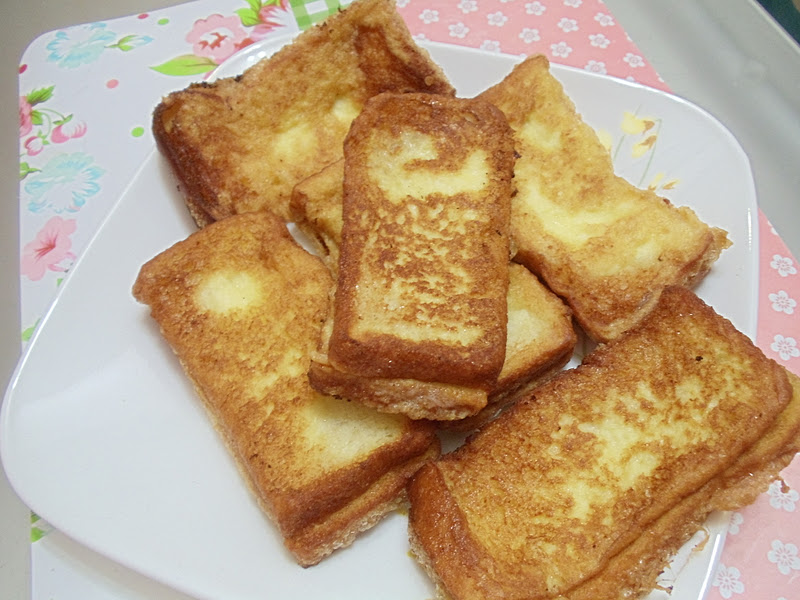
[407,286,793,600]
[152,0,455,226]
[478,55,731,342]
[323,92,515,410]
[293,161,576,426]
[561,370,800,600]
[132,211,439,566]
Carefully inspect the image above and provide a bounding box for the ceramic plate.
[1,38,758,600]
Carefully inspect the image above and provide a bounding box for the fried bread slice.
[322,93,515,412]
[132,211,439,566]
[478,55,730,342]
[152,0,455,226]
[407,286,793,600]
[293,161,576,426]
[560,370,800,600]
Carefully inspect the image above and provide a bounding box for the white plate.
[1,38,757,600]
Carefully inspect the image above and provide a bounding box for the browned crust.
[151,0,454,226]
[479,54,731,343]
[441,345,571,432]
[308,358,489,421]
[561,372,800,600]
[406,286,793,599]
[133,211,440,566]
[329,92,515,387]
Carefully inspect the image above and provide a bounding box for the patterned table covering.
[16,0,800,598]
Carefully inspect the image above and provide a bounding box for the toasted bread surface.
[443,263,576,430]
[293,162,575,424]
[152,0,454,225]
[560,370,800,600]
[328,92,515,390]
[478,55,730,342]
[132,211,439,566]
[408,286,792,599]
[291,159,347,273]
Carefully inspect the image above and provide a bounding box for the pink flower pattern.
[19,96,33,138]
[186,14,251,64]
[51,119,87,144]
[20,216,77,281]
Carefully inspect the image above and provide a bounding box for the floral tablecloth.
[16,0,800,598]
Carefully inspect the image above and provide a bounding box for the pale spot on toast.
[514,165,637,249]
[272,119,316,162]
[331,97,360,123]
[300,395,405,469]
[194,270,265,313]
[367,131,489,203]
[519,113,562,151]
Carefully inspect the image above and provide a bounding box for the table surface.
[2,1,799,599]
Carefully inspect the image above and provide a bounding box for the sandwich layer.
[408,286,792,599]
[328,92,515,391]
[152,0,454,226]
[133,211,439,566]
[293,160,575,424]
[479,55,730,342]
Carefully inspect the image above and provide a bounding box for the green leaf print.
[112,34,138,51]
[19,162,40,181]
[150,54,218,76]
[21,320,40,341]
[237,7,262,26]
[26,86,54,106]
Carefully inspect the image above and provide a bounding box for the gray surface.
[1,1,799,598]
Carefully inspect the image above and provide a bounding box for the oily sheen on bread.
[408,286,796,600]
[308,92,517,420]
[132,211,439,566]
[292,160,576,428]
[152,0,454,226]
[478,55,730,342]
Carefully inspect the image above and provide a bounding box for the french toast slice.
[293,161,576,426]
[320,93,515,415]
[561,370,800,600]
[478,55,731,342]
[152,0,455,226]
[132,211,439,566]
[407,286,793,600]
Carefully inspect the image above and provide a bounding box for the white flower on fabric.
[767,540,800,575]
[771,254,798,277]
[594,12,615,27]
[487,11,508,26]
[771,334,800,361]
[479,39,502,52]
[564,0,583,7]
[712,563,745,598]
[728,512,744,535]
[589,33,610,48]
[550,41,573,58]
[519,27,541,43]
[623,52,645,68]
[525,1,546,16]
[412,32,429,42]
[419,9,439,24]
[584,60,606,74]
[558,18,579,33]
[395,0,410,7]
[449,22,470,38]
[769,290,797,315]
[768,480,799,512]
[458,0,478,14]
